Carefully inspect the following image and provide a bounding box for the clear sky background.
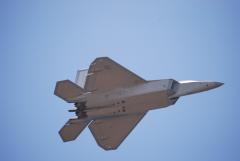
[1,0,239,161]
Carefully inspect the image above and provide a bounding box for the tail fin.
[54,80,85,102]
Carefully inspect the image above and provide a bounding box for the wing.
[85,57,146,92]
[59,118,90,142]
[88,113,146,150]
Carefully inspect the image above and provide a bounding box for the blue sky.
[1,0,239,161]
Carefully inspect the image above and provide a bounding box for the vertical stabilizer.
[75,69,88,88]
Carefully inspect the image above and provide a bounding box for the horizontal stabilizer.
[59,119,90,142]
[54,80,85,102]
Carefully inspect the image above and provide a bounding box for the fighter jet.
[54,57,223,150]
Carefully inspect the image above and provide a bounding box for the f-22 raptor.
[54,57,223,150]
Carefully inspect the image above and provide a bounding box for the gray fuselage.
[74,79,178,119]
[54,57,223,149]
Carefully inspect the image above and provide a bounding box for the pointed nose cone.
[169,81,224,98]
[216,82,224,87]
[208,82,224,90]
